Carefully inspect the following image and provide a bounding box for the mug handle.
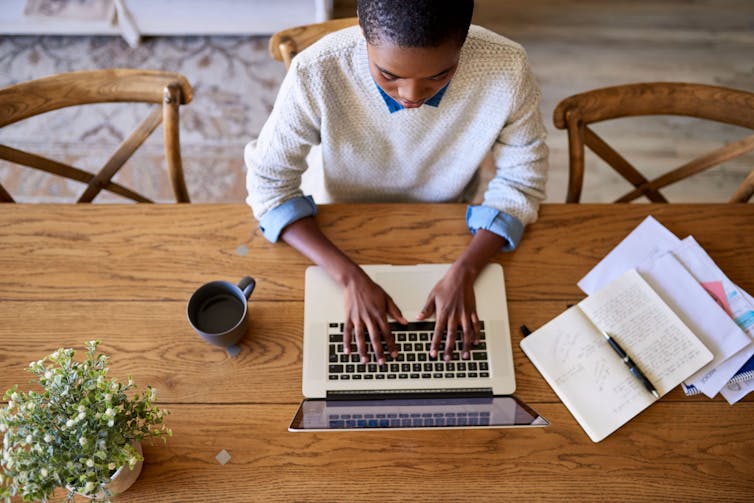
[238,276,256,299]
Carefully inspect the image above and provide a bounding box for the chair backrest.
[553,82,754,203]
[269,17,359,70]
[0,69,193,203]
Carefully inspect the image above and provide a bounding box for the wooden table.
[1,203,752,502]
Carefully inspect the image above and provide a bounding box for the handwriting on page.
[540,307,651,420]
[581,269,708,394]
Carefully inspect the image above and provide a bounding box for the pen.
[599,329,660,399]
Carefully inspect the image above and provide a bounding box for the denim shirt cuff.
[465,205,524,252]
[259,195,317,242]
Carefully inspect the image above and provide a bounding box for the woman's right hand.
[279,217,407,365]
[341,266,407,365]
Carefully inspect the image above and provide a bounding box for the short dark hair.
[357,0,474,48]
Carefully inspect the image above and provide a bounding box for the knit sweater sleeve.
[483,53,548,226]
[244,57,322,221]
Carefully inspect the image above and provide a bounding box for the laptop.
[289,263,548,431]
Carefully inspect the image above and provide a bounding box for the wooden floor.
[337,0,754,203]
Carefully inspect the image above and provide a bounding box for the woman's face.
[366,39,461,109]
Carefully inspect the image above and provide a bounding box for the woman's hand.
[417,263,480,361]
[341,267,407,365]
[280,217,407,365]
[417,228,507,361]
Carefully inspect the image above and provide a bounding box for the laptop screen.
[289,395,548,431]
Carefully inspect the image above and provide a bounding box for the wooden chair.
[553,82,754,203]
[269,17,358,69]
[0,69,193,203]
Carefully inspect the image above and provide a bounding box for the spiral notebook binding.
[683,369,754,396]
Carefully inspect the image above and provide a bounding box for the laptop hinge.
[326,388,494,401]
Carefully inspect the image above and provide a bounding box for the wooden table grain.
[1,203,752,502]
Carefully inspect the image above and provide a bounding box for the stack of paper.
[578,216,754,404]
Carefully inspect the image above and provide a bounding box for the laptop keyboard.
[327,321,490,381]
[327,411,491,428]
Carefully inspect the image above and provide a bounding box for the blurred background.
[1,0,752,203]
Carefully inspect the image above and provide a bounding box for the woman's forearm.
[280,216,361,286]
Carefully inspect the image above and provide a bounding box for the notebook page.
[580,269,713,396]
[520,305,655,442]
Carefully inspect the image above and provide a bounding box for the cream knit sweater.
[246,25,548,231]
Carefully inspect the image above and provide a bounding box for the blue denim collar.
[375,81,449,113]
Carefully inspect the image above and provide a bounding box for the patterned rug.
[0,34,284,203]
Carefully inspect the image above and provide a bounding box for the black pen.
[599,329,660,399]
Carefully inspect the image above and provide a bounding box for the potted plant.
[0,340,171,502]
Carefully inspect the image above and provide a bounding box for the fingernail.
[361,356,368,363]
[444,354,450,362]
[391,351,398,358]
[378,358,385,365]
[430,350,436,357]
[463,351,469,359]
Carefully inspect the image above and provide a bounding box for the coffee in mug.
[187,276,256,352]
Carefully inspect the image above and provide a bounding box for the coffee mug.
[187,276,256,353]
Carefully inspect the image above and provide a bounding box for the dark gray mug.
[187,276,256,353]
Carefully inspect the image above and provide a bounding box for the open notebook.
[521,269,712,442]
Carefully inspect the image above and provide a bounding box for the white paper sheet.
[577,216,754,401]
[640,254,752,397]
[578,216,680,296]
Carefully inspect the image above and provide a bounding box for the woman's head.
[357,0,473,48]
[357,0,474,108]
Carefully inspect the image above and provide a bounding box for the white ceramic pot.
[72,441,144,500]
[103,441,143,498]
